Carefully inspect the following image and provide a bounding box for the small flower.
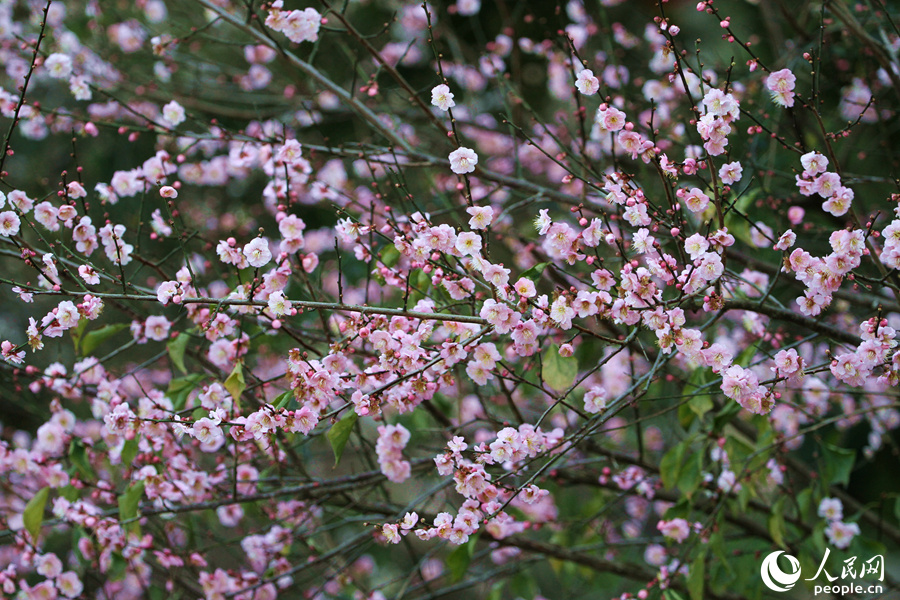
[657,518,691,543]
[683,188,710,213]
[243,238,272,268]
[766,68,796,108]
[0,211,21,236]
[718,161,743,185]
[575,69,600,95]
[455,231,482,257]
[161,100,186,127]
[817,497,843,521]
[466,206,493,230]
[431,84,455,111]
[824,520,859,549]
[449,147,478,174]
[267,290,291,317]
[45,53,73,79]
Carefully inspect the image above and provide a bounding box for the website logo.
[759,548,884,595]
[760,551,802,592]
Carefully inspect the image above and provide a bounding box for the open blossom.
[817,497,843,521]
[161,100,186,127]
[449,147,478,174]
[718,161,743,185]
[657,518,691,543]
[824,520,859,549]
[766,68,796,107]
[575,69,600,95]
[682,188,710,213]
[455,231,482,256]
[267,3,321,43]
[431,84,455,111]
[467,206,493,230]
[267,290,291,317]
[45,53,73,79]
[456,0,481,16]
[243,238,272,268]
[0,211,21,236]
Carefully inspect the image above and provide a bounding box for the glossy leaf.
[167,332,190,374]
[23,487,49,542]
[542,344,577,391]
[327,412,358,467]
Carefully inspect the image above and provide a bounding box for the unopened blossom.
[449,147,478,174]
[431,84,455,111]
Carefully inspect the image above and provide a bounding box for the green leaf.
[23,487,49,542]
[70,317,88,354]
[224,362,246,406]
[733,343,758,368]
[165,374,205,411]
[118,480,146,526]
[120,438,139,467]
[712,400,741,433]
[486,581,504,600]
[688,552,706,600]
[326,411,358,467]
[821,442,855,486]
[768,497,788,549]
[167,333,190,374]
[380,244,400,268]
[664,590,686,600]
[272,391,293,410]
[446,535,478,583]
[58,485,79,502]
[69,439,94,480]
[81,323,129,356]
[660,440,688,490]
[520,262,549,282]
[677,452,704,498]
[709,532,734,576]
[542,344,578,391]
[680,369,712,428]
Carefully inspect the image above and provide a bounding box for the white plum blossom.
[466,206,493,230]
[161,100,186,127]
[44,53,72,79]
[243,238,272,268]
[431,84,455,111]
[575,69,600,95]
[449,147,478,174]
